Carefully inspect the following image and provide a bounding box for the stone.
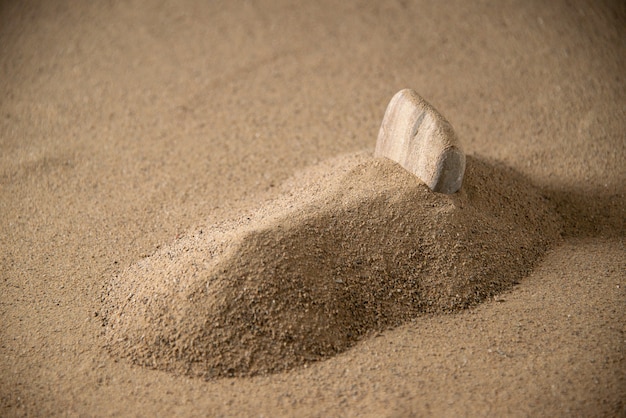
[375,89,466,194]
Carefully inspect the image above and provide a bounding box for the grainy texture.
[103,155,560,378]
[1,0,625,416]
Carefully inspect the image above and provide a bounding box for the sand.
[1,0,625,416]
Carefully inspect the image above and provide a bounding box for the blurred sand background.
[1,0,625,416]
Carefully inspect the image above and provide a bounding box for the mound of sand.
[102,153,561,378]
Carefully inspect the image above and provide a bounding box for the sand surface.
[1,0,625,416]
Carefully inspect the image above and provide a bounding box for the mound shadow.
[543,187,625,239]
[102,154,562,378]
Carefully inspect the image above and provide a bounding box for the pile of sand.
[102,152,561,378]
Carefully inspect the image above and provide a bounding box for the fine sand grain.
[103,154,560,378]
[1,0,625,416]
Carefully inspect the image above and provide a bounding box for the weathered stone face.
[375,89,466,194]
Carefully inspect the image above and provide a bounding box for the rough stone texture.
[375,89,466,194]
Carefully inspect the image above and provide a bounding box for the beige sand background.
[1,0,625,416]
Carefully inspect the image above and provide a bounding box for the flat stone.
[375,89,466,194]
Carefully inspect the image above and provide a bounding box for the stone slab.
[375,89,466,194]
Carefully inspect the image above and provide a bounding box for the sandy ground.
[1,0,625,416]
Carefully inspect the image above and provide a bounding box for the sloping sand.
[1,0,624,416]
[103,155,560,378]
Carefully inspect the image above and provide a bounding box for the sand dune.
[104,154,561,378]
